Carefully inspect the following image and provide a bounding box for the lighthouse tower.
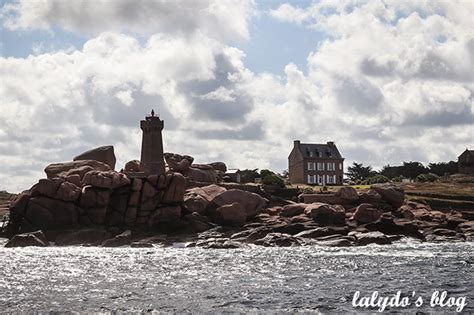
[140,110,165,175]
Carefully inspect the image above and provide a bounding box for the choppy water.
[0,239,472,313]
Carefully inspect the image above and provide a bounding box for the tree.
[428,161,458,176]
[380,165,403,179]
[239,169,260,183]
[401,161,428,179]
[260,169,274,179]
[346,162,375,181]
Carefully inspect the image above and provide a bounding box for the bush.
[262,174,285,188]
[392,175,404,182]
[416,173,440,182]
[260,169,274,179]
[365,174,390,184]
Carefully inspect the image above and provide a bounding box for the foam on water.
[0,239,472,313]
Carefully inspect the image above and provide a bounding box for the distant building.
[288,140,344,185]
[224,169,241,183]
[458,149,474,174]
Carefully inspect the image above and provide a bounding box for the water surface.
[0,239,472,313]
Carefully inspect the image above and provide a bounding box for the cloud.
[1,0,256,42]
[1,0,473,192]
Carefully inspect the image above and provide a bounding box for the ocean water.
[0,238,472,313]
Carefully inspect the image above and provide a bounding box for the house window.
[327,162,335,171]
[326,175,337,184]
[307,175,316,184]
[309,151,314,157]
[339,163,342,170]
[317,162,324,171]
[317,175,322,185]
[308,162,314,170]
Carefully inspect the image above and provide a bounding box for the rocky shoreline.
[2,147,473,249]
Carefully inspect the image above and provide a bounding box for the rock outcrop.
[5,230,49,247]
[73,145,116,170]
[210,189,266,219]
[304,203,345,225]
[7,170,187,235]
[44,160,111,179]
[371,183,405,208]
[352,203,383,224]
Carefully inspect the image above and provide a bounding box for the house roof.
[299,142,343,159]
[225,169,240,174]
[458,149,474,159]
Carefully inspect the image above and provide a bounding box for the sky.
[0,0,473,192]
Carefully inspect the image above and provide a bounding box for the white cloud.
[0,0,473,192]
[1,0,256,42]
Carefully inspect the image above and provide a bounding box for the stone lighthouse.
[140,110,165,175]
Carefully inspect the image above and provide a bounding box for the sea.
[0,238,472,313]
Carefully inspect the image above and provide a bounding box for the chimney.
[294,140,300,148]
[327,141,334,146]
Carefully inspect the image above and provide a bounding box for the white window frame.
[327,175,335,184]
[308,174,316,184]
[339,163,342,170]
[308,162,314,170]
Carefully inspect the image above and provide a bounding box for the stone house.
[288,140,344,185]
[458,149,474,174]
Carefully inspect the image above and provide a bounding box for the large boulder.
[161,172,187,204]
[101,230,132,247]
[44,160,111,179]
[80,186,110,208]
[215,202,247,226]
[211,189,267,219]
[352,203,383,224]
[164,153,193,173]
[358,189,382,206]
[5,231,49,247]
[355,231,391,246]
[82,170,130,189]
[183,193,208,214]
[209,162,227,173]
[30,178,81,202]
[366,214,423,239]
[73,145,116,170]
[185,166,220,183]
[335,187,359,204]
[183,184,226,214]
[25,197,80,230]
[254,233,303,247]
[371,183,404,208]
[55,228,110,245]
[304,203,345,225]
[124,160,141,172]
[280,203,307,217]
[148,206,182,226]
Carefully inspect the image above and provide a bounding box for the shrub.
[262,174,285,188]
[392,175,404,182]
[416,173,440,182]
[260,169,274,179]
[366,174,390,184]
